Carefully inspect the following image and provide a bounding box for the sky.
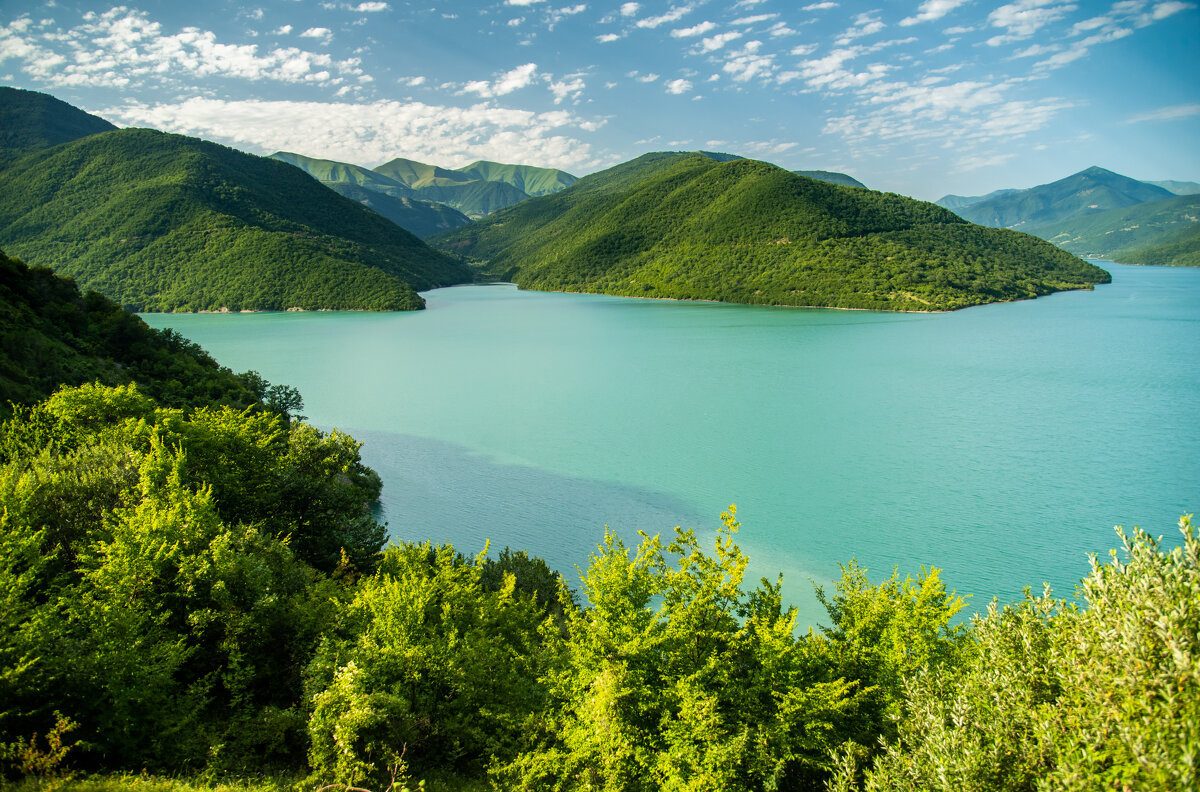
[1,0,1197,200]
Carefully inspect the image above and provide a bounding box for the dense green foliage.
[0,87,115,162]
[324,182,472,238]
[0,128,472,311]
[267,151,414,198]
[1029,193,1200,267]
[794,171,866,189]
[4,382,1194,790]
[455,160,578,197]
[433,153,1110,311]
[947,166,1174,229]
[0,248,258,412]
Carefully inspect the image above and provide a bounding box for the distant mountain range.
[433,152,1109,312]
[273,151,578,224]
[936,167,1199,267]
[0,87,472,311]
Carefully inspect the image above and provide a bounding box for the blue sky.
[1,0,1197,199]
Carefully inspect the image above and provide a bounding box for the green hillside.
[373,156,475,188]
[0,247,260,411]
[1146,179,1200,196]
[952,166,1173,229]
[935,188,1021,212]
[1028,193,1200,266]
[373,156,536,217]
[269,150,414,197]
[795,169,866,189]
[0,128,473,311]
[432,153,1110,311]
[456,159,578,196]
[0,86,117,156]
[326,181,472,238]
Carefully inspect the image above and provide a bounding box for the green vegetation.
[946,166,1174,230]
[794,170,866,189]
[0,248,261,413]
[0,87,115,164]
[0,128,472,311]
[455,160,578,196]
[268,151,415,198]
[1030,193,1200,267]
[433,153,1110,311]
[324,182,472,238]
[2,382,1195,791]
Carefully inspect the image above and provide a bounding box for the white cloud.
[0,10,362,88]
[986,0,1078,46]
[508,16,525,25]
[723,40,775,82]
[459,62,538,97]
[402,75,426,86]
[103,97,599,171]
[664,77,693,93]
[900,0,970,26]
[952,152,1015,172]
[1124,102,1200,123]
[802,2,837,9]
[620,2,640,16]
[352,2,389,10]
[505,0,546,5]
[768,22,797,36]
[636,4,694,28]
[671,21,717,37]
[299,27,332,42]
[549,74,586,103]
[836,12,885,45]
[637,72,660,82]
[274,24,293,34]
[699,30,742,51]
[731,14,778,25]
[596,32,622,41]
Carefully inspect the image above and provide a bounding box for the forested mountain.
[0,128,473,311]
[269,150,415,197]
[936,166,1199,267]
[1026,192,1200,266]
[795,169,866,188]
[269,151,472,237]
[0,86,116,162]
[942,166,1174,229]
[432,152,1110,311]
[0,248,258,411]
[372,156,534,218]
[456,159,578,195]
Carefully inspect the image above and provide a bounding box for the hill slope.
[325,181,472,238]
[0,86,117,156]
[373,157,533,218]
[269,150,414,197]
[950,167,1173,229]
[0,247,258,411]
[795,170,866,189]
[432,153,1110,311]
[1027,193,1200,266]
[455,160,578,196]
[0,128,473,311]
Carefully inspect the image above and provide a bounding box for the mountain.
[948,167,1174,230]
[432,152,1110,312]
[373,157,533,218]
[0,127,473,311]
[935,189,1021,212]
[325,181,472,238]
[1145,179,1200,196]
[1029,193,1200,267]
[455,160,577,196]
[0,86,117,166]
[373,156,476,188]
[269,151,472,237]
[795,170,866,189]
[269,150,414,197]
[0,247,258,411]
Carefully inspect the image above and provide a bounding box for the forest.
[1,251,1196,792]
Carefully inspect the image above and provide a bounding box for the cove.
[142,263,1200,626]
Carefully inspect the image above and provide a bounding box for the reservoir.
[142,262,1200,625]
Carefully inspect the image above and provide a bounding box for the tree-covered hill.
[325,181,473,238]
[0,248,259,411]
[432,153,1110,311]
[269,150,415,197]
[946,166,1174,230]
[795,169,866,189]
[1029,192,1200,267]
[456,159,578,196]
[0,128,473,311]
[0,86,116,161]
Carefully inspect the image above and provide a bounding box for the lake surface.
[142,263,1200,626]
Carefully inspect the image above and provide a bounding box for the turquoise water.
[142,263,1200,625]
